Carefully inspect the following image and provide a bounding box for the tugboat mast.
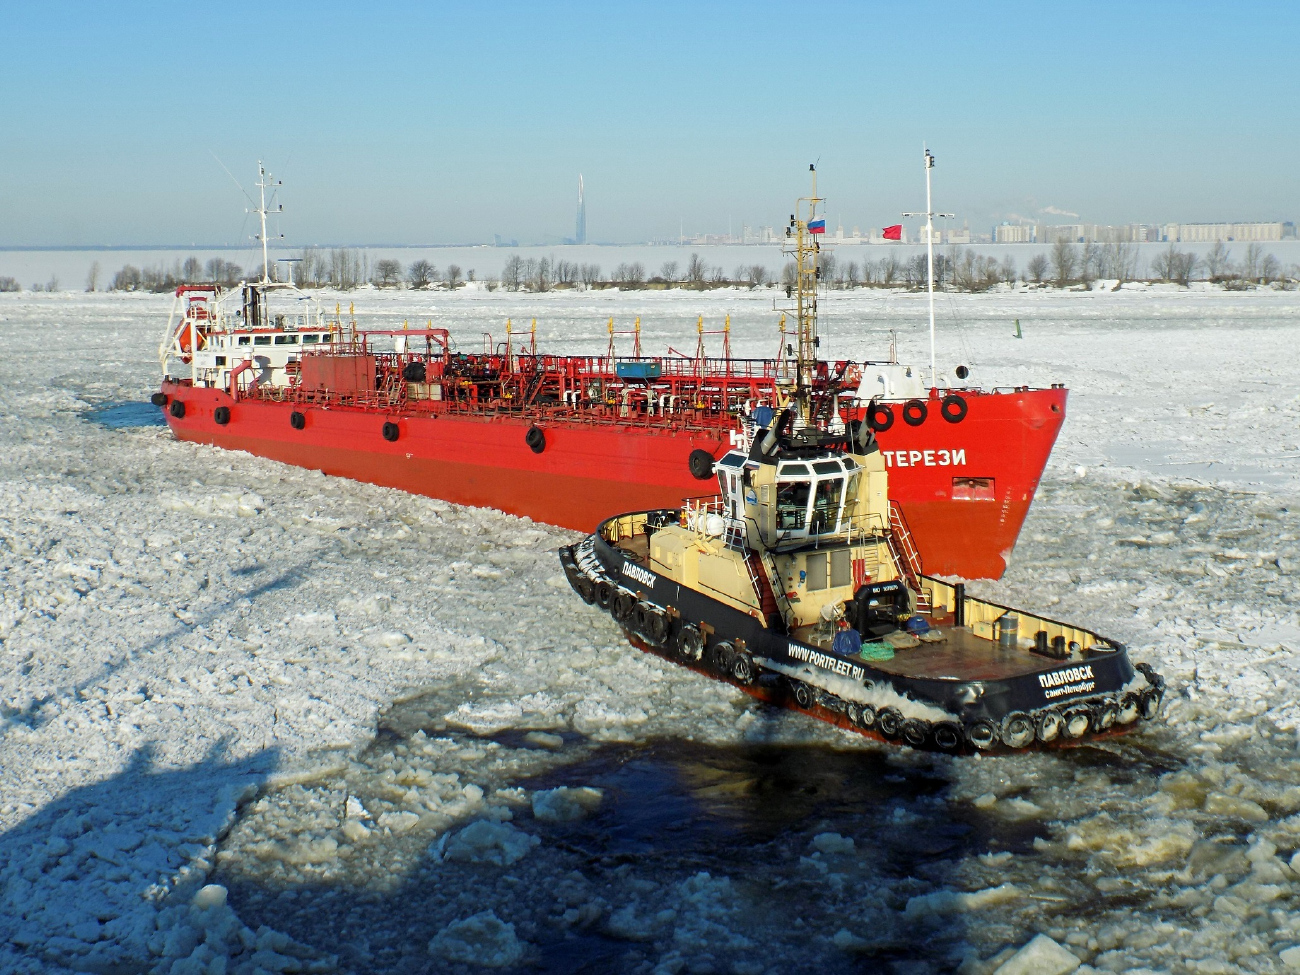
[784,164,824,408]
[902,147,953,388]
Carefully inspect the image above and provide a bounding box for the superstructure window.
[302,333,319,345]
[811,477,843,533]
[776,481,810,530]
[237,336,251,346]
[254,336,271,346]
[274,334,298,345]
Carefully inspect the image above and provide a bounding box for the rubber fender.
[877,707,905,739]
[856,703,877,729]
[1036,709,1064,743]
[644,609,669,645]
[1094,699,1119,731]
[866,401,894,432]
[1062,707,1091,739]
[169,400,185,419]
[966,719,998,749]
[711,641,735,675]
[1000,712,1035,749]
[213,406,230,426]
[940,393,968,423]
[676,624,704,661]
[1140,687,1163,721]
[576,577,596,605]
[901,399,927,427]
[525,426,545,454]
[611,590,637,622]
[290,411,306,430]
[932,722,963,752]
[402,361,427,383]
[382,421,400,442]
[594,581,614,610]
[1117,693,1140,724]
[730,650,756,685]
[151,392,167,407]
[790,680,815,711]
[688,448,715,480]
[901,718,930,748]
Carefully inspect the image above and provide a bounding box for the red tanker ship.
[154,164,1066,579]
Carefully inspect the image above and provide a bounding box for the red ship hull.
[159,381,1066,579]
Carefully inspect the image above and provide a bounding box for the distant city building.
[1162,221,1285,243]
[994,223,1035,244]
[575,175,586,245]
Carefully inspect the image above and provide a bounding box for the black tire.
[932,722,963,752]
[290,411,306,430]
[940,394,968,424]
[877,707,905,739]
[902,399,927,427]
[791,680,815,711]
[645,610,669,646]
[1001,712,1035,749]
[526,426,546,454]
[1062,707,1091,739]
[1117,693,1140,724]
[845,703,862,726]
[1140,687,1163,721]
[731,650,756,686]
[966,719,998,750]
[576,577,596,605]
[676,624,704,662]
[151,392,167,407]
[711,641,735,675]
[1094,699,1119,731]
[382,421,400,442]
[612,590,637,623]
[169,400,185,419]
[902,719,930,748]
[1036,709,1064,743]
[856,703,877,729]
[866,402,894,432]
[688,449,715,480]
[213,406,230,425]
[594,581,614,610]
[403,361,427,383]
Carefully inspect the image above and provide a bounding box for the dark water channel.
[81,400,166,429]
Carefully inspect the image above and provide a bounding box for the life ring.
[213,406,231,426]
[866,402,894,432]
[932,721,963,752]
[966,718,998,750]
[730,650,756,685]
[151,392,167,407]
[525,426,546,454]
[382,421,400,442]
[1036,710,1064,743]
[877,707,905,739]
[169,400,186,419]
[1000,712,1034,749]
[290,411,306,430]
[688,449,715,480]
[940,394,968,423]
[902,399,928,427]
[901,718,931,748]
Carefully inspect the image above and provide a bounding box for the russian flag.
[808,217,826,235]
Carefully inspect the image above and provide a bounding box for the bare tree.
[1241,243,1264,283]
[579,264,601,288]
[1000,255,1017,285]
[1151,245,1198,285]
[501,255,523,291]
[880,253,902,287]
[445,264,463,290]
[85,261,101,292]
[408,259,434,289]
[375,259,402,287]
[1262,253,1281,283]
[818,253,838,288]
[1027,253,1049,284]
[1079,242,1100,286]
[1050,240,1077,288]
[659,260,679,283]
[844,261,860,289]
[0,277,19,292]
[686,253,707,286]
[1203,242,1231,282]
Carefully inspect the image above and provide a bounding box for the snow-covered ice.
[1,285,1298,973]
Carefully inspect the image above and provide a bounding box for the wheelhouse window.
[810,477,844,533]
[776,480,810,530]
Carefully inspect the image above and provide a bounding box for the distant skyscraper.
[575,174,586,245]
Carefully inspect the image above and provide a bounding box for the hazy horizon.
[4,0,1297,248]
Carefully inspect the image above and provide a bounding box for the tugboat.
[558,175,1165,753]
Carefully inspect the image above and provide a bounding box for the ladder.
[888,501,931,614]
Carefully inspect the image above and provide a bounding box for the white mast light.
[902,145,953,388]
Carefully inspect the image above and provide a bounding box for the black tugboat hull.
[559,519,1165,754]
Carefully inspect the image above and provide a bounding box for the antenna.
[250,161,284,284]
[902,146,954,387]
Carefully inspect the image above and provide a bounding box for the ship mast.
[783,164,823,406]
[252,162,283,284]
[902,147,952,388]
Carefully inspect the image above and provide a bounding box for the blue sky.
[2,0,1296,246]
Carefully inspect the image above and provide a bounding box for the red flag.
[882,224,902,241]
